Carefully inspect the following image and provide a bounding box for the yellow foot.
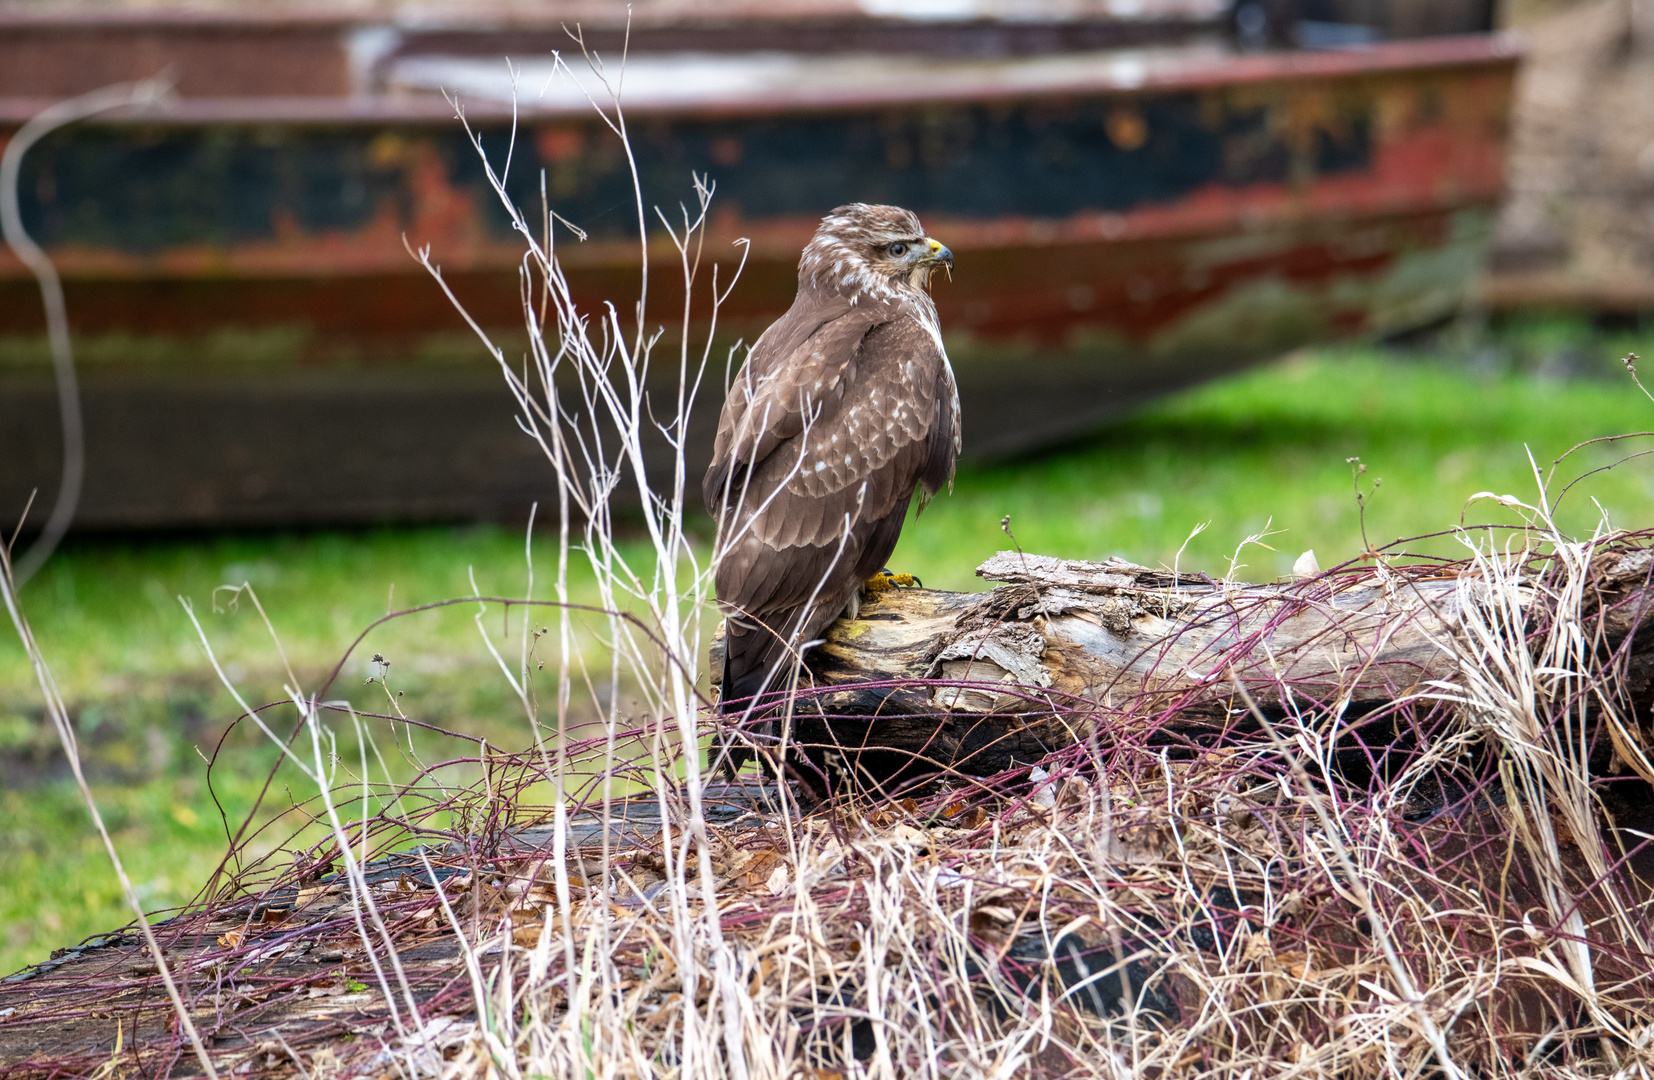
[865,568,924,592]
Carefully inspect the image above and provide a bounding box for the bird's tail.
[715,614,806,778]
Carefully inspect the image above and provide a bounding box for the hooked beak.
[924,236,954,269]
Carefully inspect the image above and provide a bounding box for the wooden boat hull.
[0,31,1519,527]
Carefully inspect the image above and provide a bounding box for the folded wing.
[706,299,958,706]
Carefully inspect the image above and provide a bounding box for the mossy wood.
[712,545,1654,788]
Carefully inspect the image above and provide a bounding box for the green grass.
[5,343,1654,977]
[2,772,265,968]
[895,347,1654,588]
[1,527,585,975]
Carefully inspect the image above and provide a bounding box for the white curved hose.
[0,76,173,585]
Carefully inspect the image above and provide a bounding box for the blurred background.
[4,0,1654,974]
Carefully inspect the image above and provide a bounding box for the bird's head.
[799,203,954,302]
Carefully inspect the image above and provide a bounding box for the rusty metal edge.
[0,2,1223,31]
[0,33,1524,128]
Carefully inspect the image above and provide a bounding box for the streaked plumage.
[704,203,960,769]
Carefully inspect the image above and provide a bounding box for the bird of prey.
[704,203,960,770]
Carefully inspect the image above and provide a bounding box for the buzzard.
[704,203,960,767]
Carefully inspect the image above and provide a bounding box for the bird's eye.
[887,242,908,257]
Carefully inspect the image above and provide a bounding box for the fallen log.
[712,539,1654,791]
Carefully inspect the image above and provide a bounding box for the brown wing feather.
[717,495,915,709]
[708,304,955,714]
[918,350,961,509]
[703,292,874,510]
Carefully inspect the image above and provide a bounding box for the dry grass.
[55,510,1638,1079]
[335,521,1654,1080]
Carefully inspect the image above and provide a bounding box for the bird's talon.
[866,568,923,592]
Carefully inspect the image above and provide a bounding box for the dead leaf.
[298,883,339,906]
[748,953,775,996]
[1274,950,1312,979]
[216,928,244,949]
[1057,777,1091,809]
[1239,931,1273,966]
[735,849,783,890]
[307,978,344,999]
[969,887,1031,948]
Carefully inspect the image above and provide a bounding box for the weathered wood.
[712,544,1654,789]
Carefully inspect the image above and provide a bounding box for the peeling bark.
[711,544,1654,789]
